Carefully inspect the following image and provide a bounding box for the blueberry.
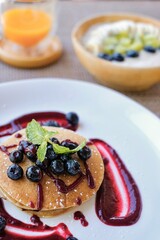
[35,160,44,169]
[61,140,78,150]
[36,159,49,170]
[60,154,70,162]
[50,160,65,175]
[7,164,23,180]
[66,237,78,240]
[18,140,31,152]
[112,53,124,62]
[126,50,139,58]
[78,146,91,161]
[47,143,53,150]
[144,46,156,53]
[66,112,79,126]
[25,144,37,162]
[50,137,60,145]
[97,53,109,59]
[0,216,6,232]
[43,120,60,127]
[9,150,23,163]
[98,53,114,61]
[46,148,58,161]
[65,159,80,176]
[106,55,114,61]
[26,166,42,182]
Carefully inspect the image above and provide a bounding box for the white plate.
[0,78,160,240]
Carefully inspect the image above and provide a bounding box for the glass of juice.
[0,0,62,68]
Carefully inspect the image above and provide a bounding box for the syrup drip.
[0,112,78,137]
[0,144,17,156]
[91,139,142,226]
[45,169,86,194]
[84,162,95,189]
[37,183,43,211]
[15,133,22,138]
[30,215,43,226]
[29,201,35,209]
[0,198,75,239]
[74,211,89,227]
[76,197,82,206]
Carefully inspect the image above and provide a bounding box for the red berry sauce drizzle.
[74,211,89,227]
[90,138,142,226]
[0,144,17,156]
[0,198,73,240]
[0,112,78,138]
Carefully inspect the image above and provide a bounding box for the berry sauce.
[0,144,17,156]
[15,133,22,138]
[91,139,142,226]
[29,201,35,209]
[0,112,78,138]
[76,197,82,206]
[0,198,74,240]
[73,211,89,227]
[84,162,95,189]
[45,169,86,194]
[37,183,43,211]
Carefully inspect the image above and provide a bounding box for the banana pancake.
[0,127,104,215]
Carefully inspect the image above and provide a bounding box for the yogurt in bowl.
[83,20,160,68]
[72,14,160,91]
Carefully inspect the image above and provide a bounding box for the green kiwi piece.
[115,45,127,54]
[103,37,118,45]
[130,40,143,51]
[103,45,115,54]
[120,38,132,47]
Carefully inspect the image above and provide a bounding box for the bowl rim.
[72,12,160,71]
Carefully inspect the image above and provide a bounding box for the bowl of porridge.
[72,13,160,91]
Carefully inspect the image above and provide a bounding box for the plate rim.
[0,77,159,124]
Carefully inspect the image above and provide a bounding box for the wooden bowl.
[72,13,160,91]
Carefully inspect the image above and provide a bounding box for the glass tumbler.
[0,0,62,67]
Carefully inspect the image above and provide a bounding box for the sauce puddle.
[0,112,78,138]
[91,138,142,226]
[0,198,74,240]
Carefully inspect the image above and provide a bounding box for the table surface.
[0,1,159,118]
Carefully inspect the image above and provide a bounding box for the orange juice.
[2,8,52,47]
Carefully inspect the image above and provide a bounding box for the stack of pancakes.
[0,127,104,217]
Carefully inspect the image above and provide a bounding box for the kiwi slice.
[115,45,127,54]
[120,38,132,47]
[130,40,143,51]
[116,30,129,39]
[103,45,115,54]
[103,37,118,45]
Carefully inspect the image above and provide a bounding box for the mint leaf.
[26,119,57,162]
[26,119,47,145]
[26,119,86,162]
[50,140,86,155]
[26,119,56,145]
[37,141,47,162]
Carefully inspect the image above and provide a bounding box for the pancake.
[0,127,104,216]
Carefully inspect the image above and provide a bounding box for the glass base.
[0,36,63,68]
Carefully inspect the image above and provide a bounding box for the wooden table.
[0,1,159,117]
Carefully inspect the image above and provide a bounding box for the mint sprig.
[26,119,86,162]
[48,139,86,155]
